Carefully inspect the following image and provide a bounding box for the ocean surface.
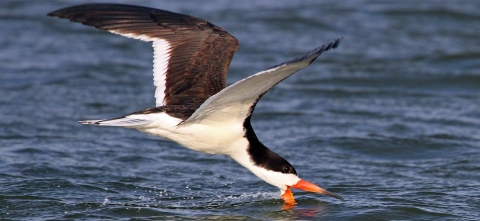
[1,0,480,220]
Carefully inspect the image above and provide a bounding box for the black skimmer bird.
[48,4,343,205]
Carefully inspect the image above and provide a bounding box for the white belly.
[134,112,247,155]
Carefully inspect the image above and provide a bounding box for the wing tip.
[332,36,343,49]
[305,36,343,64]
[268,36,343,69]
[319,36,343,53]
[47,10,68,18]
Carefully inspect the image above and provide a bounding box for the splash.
[205,191,280,208]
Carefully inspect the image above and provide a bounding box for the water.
[1,0,480,220]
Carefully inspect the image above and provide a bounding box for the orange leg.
[281,187,296,205]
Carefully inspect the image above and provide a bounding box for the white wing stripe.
[108,31,156,42]
[108,31,172,107]
[152,39,171,106]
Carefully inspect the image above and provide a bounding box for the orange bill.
[281,179,344,204]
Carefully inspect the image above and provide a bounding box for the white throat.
[227,143,300,192]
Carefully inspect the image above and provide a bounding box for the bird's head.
[251,161,344,205]
[239,119,343,204]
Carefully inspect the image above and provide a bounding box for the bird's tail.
[79,116,152,128]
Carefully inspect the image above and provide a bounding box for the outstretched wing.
[48,4,239,107]
[183,38,342,125]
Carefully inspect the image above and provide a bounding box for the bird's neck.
[228,142,278,187]
[227,117,295,188]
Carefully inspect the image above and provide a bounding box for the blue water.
[1,0,480,220]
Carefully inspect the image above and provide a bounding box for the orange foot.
[281,187,296,205]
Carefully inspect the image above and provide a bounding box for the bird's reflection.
[278,200,329,219]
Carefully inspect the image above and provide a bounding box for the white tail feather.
[79,117,152,127]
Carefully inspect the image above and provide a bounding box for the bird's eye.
[283,165,291,173]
